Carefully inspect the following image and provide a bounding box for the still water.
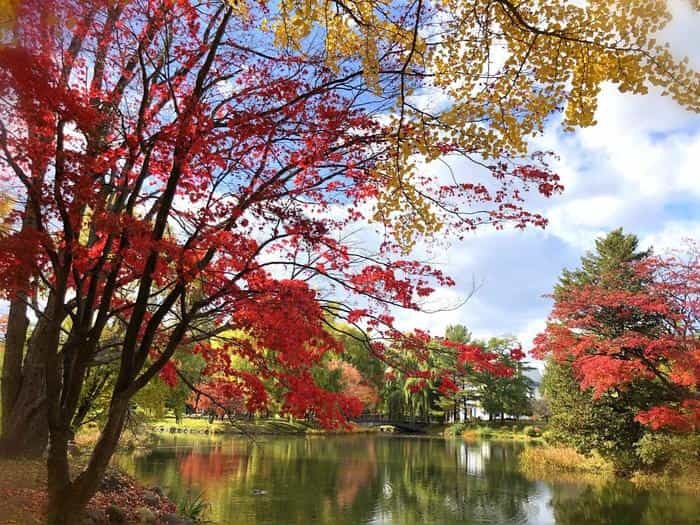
[115,435,700,525]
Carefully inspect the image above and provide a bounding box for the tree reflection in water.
[115,436,700,525]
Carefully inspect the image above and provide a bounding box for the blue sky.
[391,0,700,356]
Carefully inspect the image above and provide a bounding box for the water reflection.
[115,436,700,525]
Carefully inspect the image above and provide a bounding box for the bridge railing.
[351,413,435,425]
[352,413,389,422]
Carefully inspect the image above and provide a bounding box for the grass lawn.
[147,414,390,435]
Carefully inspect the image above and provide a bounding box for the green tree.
[332,323,386,390]
[436,325,474,422]
[445,325,472,345]
[556,228,650,294]
[473,337,535,421]
[432,328,534,423]
[541,358,645,471]
[311,360,344,394]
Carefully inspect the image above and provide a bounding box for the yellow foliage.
[0,193,13,235]
[234,1,700,247]
[0,0,17,35]
[211,329,258,373]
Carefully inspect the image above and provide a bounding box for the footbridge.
[350,414,434,433]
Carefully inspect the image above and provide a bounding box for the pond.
[115,435,700,525]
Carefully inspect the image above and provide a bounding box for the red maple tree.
[0,0,563,521]
[533,242,700,432]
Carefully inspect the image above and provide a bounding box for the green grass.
[453,422,546,442]
[175,489,212,523]
[148,415,315,435]
[149,414,391,435]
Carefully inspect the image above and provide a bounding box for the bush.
[541,430,555,444]
[523,425,542,438]
[476,426,493,438]
[636,433,700,473]
[445,422,468,438]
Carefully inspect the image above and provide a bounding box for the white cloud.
[393,287,468,335]
[663,0,700,70]
[640,220,700,253]
[546,195,626,249]
[384,5,700,349]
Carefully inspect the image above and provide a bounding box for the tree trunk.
[46,425,75,525]
[0,359,47,456]
[0,311,49,457]
[0,193,47,457]
[46,396,129,525]
[46,493,83,525]
[1,295,28,431]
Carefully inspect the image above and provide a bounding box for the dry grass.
[74,425,153,452]
[519,445,612,476]
[631,468,700,494]
[519,444,700,493]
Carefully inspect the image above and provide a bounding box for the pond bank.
[444,421,546,441]
[145,416,383,436]
[144,416,454,436]
[442,423,700,494]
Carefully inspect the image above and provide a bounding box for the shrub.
[523,426,542,437]
[636,433,700,473]
[541,430,556,444]
[476,426,493,438]
[175,490,211,523]
[445,422,468,438]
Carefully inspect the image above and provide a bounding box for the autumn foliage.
[1,0,698,521]
[0,0,554,432]
[534,243,700,432]
[330,361,380,410]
